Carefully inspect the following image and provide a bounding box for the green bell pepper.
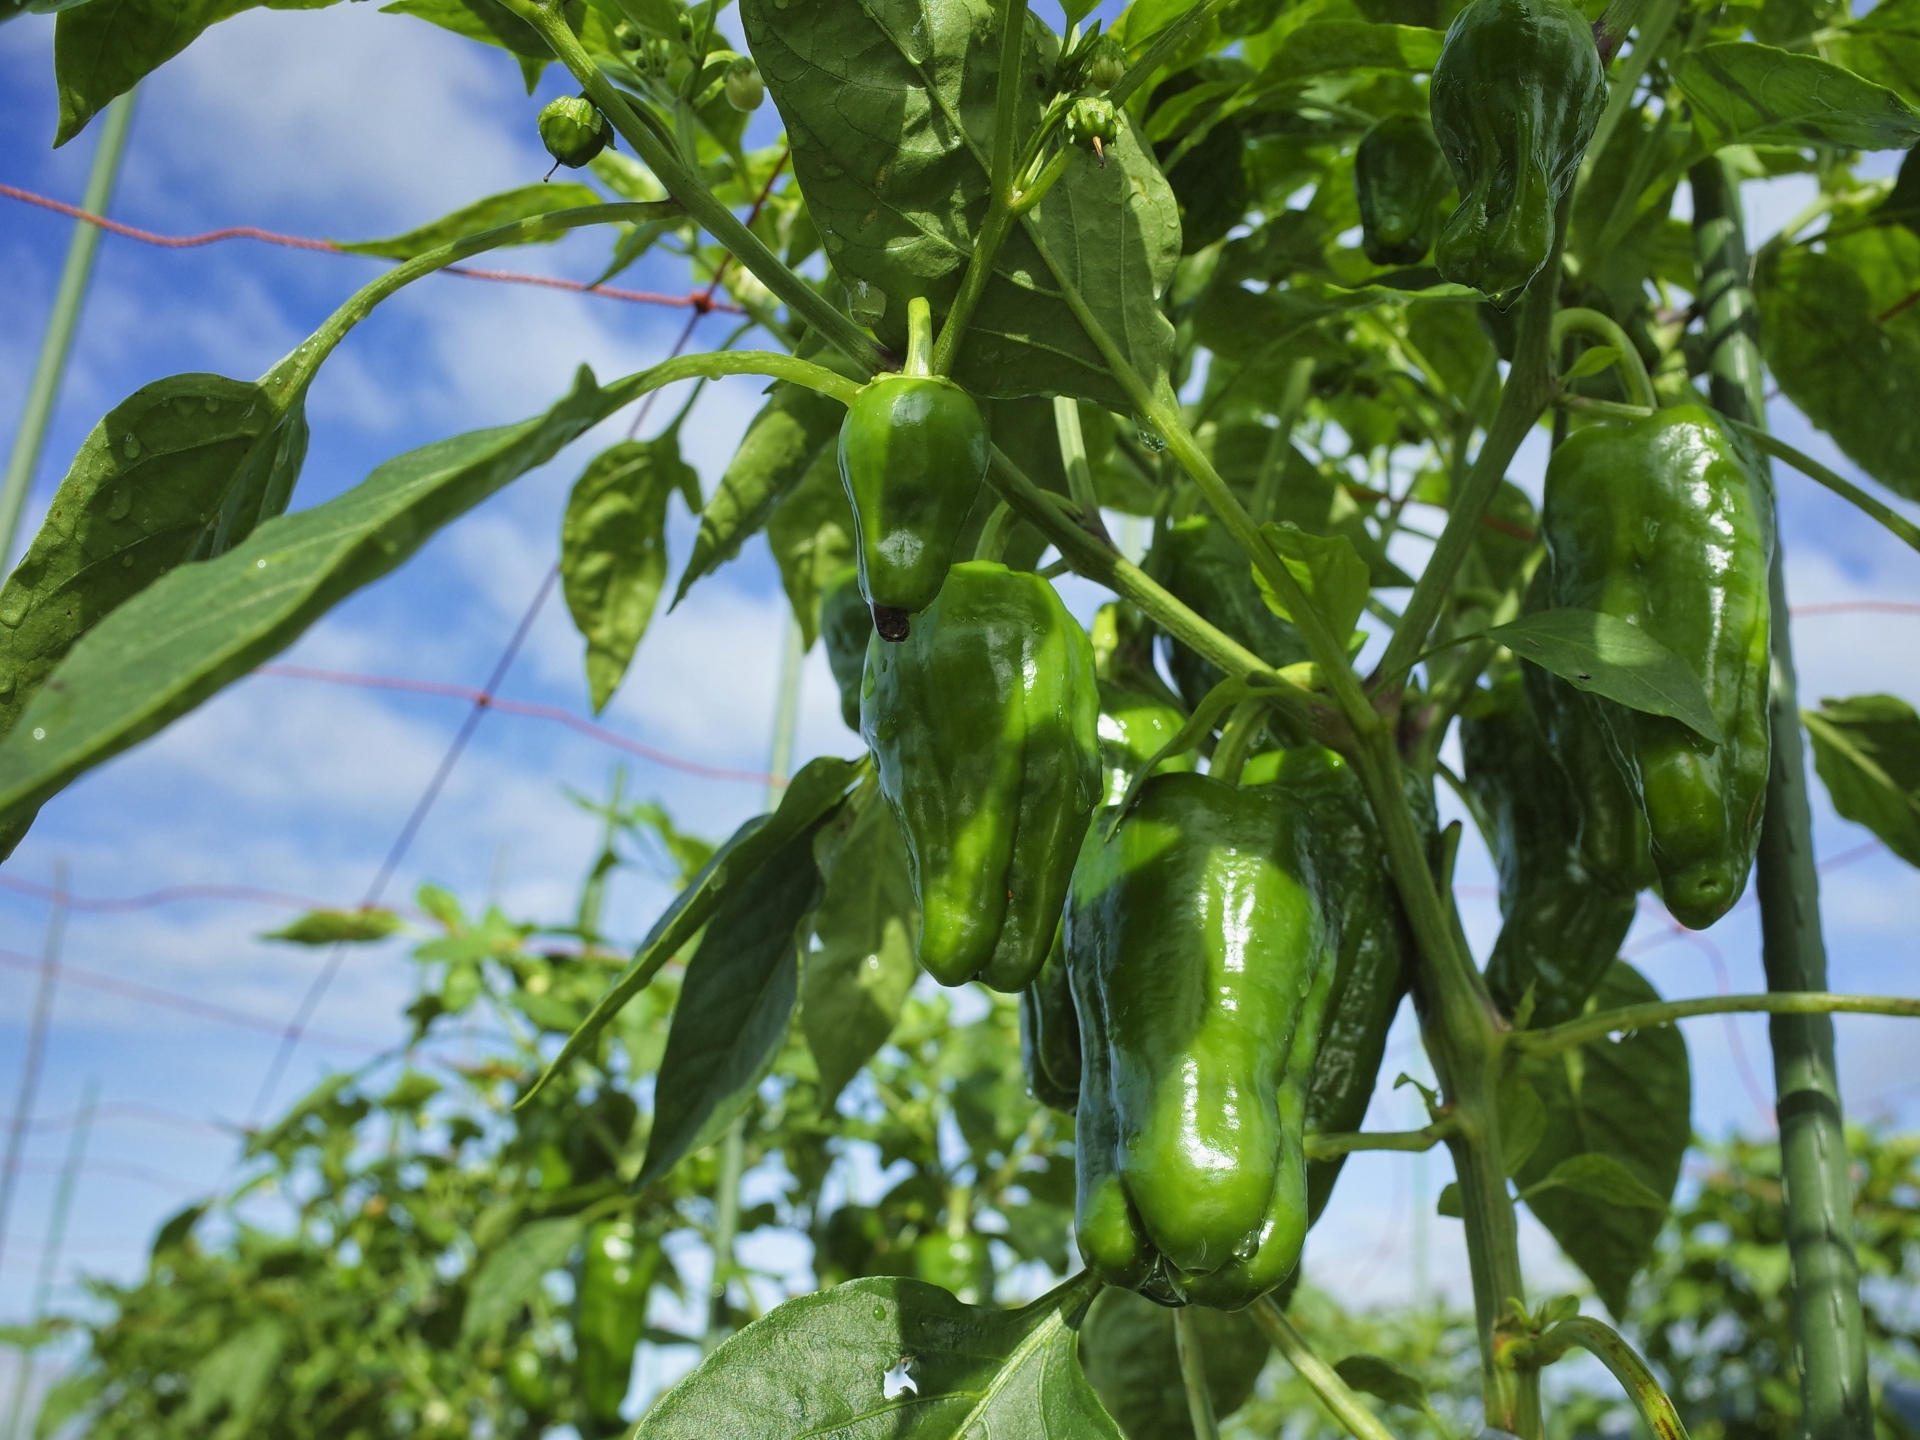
[820,566,873,733]
[575,1219,656,1423]
[1354,114,1451,267]
[1020,925,1081,1113]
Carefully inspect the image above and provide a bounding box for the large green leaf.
[1756,244,1920,500]
[672,378,848,608]
[1675,42,1920,150]
[802,795,919,1107]
[337,184,604,259]
[460,1216,585,1343]
[1486,608,1725,746]
[1828,0,1920,105]
[0,367,621,842]
[1257,19,1441,84]
[560,435,695,713]
[1514,960,1691,1318]
[53,0,343,144]
[635,1275,1120,1439]
[1079,1286,1269,1440]
[639,825,829,1184]
[764,447,855,649]
[1804,693,1920,866]
[740,0,1180,410]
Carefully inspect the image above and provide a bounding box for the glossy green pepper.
[1068,772,1333,1308]
[1020,925,1080,1113]
[1242,745,1415,1224]
[1097,680,1195,806]
[1354,115,1451,267]
[1461,668,1640,1025]
[819,566,873,732]
[1540,406,1772,929]
[575,1219,656,1423]
[1154,514,1309,709]
[862,560,1102,990]
[1430,0,1605,301]
[838,299,990,638]
[538,95,611,169]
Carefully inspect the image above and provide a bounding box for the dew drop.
[31,728,45,741]
[847,279,886,326]
[121,434,141,460]
[105,488,132,521]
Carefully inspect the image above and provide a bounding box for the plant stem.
[1250,1300,1398,1440]
[1173,1309,1222,1440]
[1107,0,1232,109]
[1691,153,1871,1440]
[1208,700,1266,784]
[705,1113,746,1353]
[1505,1317,1689,1440]
[1053,396,1104,526]
[1512,991,1920,1058]
[1726,421,1920,556]
[1303,1121,1456,1159]
[1551,307,1656,410]
[1,89,137,567]
[506,0,890,377]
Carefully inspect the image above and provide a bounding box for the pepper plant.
[9,0,1920,1434]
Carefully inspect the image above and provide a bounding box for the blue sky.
[3,0,1920,1416]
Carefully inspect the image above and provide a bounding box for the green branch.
[1503,1317,1689,1440]
[1251,1300,1399,1440]
[1174,1309,1223,1440]
[1511,991,1920,1059]
[1551,307,1656,411]
[1108,0,1231,109]
[1304,1122,1456,1160]
[503,0,890,377]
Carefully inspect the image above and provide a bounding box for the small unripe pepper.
[538,95,610,170]
[862,560,1102,991]
[837,298,990,638]
[1087,34,1129,90]
[1066,96,1120,164]
[724,55,765,111]
[574,1219,656,1422]
[1429,0,1605,301]
[1353,114,1450,267]
[1539,406,1773,929]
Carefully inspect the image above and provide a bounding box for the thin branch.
[1304,1122,1456,1160]
[1551,307,1656,411]
[1107,0,1231,109]
[1728,421,1920,557]
[1503,1316,1689,1440]
[1251,1300,1399,1440]
[1511,991,1920,1059]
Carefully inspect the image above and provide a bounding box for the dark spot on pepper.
[873,605,911,642]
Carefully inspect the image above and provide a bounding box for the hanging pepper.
[1154,515,1310,709]
[1020,925,1081,1113]
[862,560,1102,991]
[819,566,873,733]
[1354,114,1451,267]
[1068,772,1333,1309]
[1539,406,1773,929]
[575,1219,656,1423]
[838,298,990,639]
[538,95,611,169]
[1429,0,1605,301]
[1461,668,1641,1025]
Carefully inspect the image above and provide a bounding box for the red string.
[0,180,740,312]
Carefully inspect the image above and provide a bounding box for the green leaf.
[1757,245,1920,501]
[1258,20,1443,84]
[378,0,548,59]
[803,796,919,1107]
[521,754,867,1106]
[0,367,621,837]
[764,447,856,649]
[1514,960,1690,1318]
[53,0,343,144]
[1674,42,1920,150]
[1485,608,1724,746]
[0,375,308,746]
[1332,1354,1430,1411]
[1498,1071,1547,1176]
[259,907,404,945]
[1435,1181,1462,1217]
[741,0,1180,409]
[1804,694,1920,866]
[1830,0,1920,106]
[638,822,825,1185]
[1519,1152,1670,1210]
[182,1318,286,1428]
[1080,1286,1270,1440]
[1253,521,1370,645]
[634,1275,1121,1440]
[673,378,848,608]
[336,183,603,259]
[1562,345,1622,382]
[461,1216,585,1342]
[561,436,693,713]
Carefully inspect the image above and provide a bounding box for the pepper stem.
[905,296,935,379]
[974,501,1016,563]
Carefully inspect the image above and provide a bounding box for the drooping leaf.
[764,447,856,649]
[1485,608,1724,746]
[1253,521,1371,646]
[803,796,919,1107]
[1257,19,1442,84]
[635,1275,1121,1440]
[0,367,622,844]
[1519,1152,1671,1210]
[260,907,404,945]
[1080,1286,1269,1440]
[1756,244,1920,501]
[53,0,344,144]
[638,825,828,1185]
[1804,693,1920,866]
[336,183,604,259]
[1514,960,1690,1318]
[525,754,867,1105]
[378,0,548,58]
[1332,1354,1430,1411]
[560,435,694,713]
[673,378,849,607]
[1675,42,1920,150]
[741,0,1181,410]
[461,1216,585,1343]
